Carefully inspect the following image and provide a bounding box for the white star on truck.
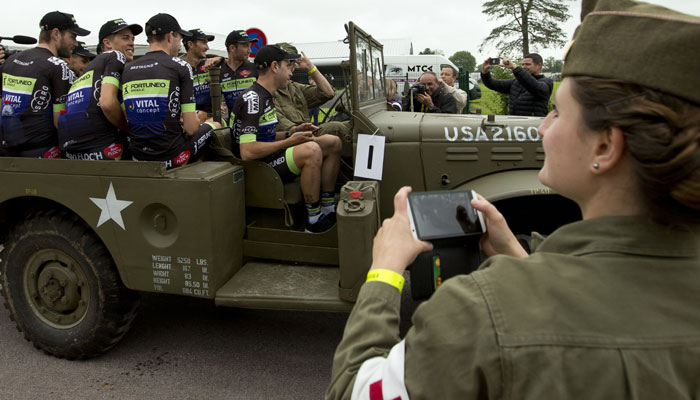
[90,183,133,230]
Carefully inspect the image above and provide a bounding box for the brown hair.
[146,33,167,44]
[570,76,700,226]
[38,29,53,43]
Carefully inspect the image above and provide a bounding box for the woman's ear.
[592,126,626,173]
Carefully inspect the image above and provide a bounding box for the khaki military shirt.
[326,216,700,399]
[274,81,334,131]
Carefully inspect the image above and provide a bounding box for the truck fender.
[454,169,553,202]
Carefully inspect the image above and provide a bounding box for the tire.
[0,210,139,359]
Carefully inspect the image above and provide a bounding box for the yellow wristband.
[307,66,317,75]
[366,269,405,292]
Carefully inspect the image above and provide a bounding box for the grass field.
[469,81,561,115]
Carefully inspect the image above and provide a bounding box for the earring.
[593,163,600,170]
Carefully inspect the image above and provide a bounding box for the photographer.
[481,53,552,116]
[326,0,700,398]
[401,71,456,113]
[439,65,467,113]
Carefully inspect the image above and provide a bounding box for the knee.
[318,135,342,155]
[333,136,343,154]
[297,142,322,167]
[329,135,342,154]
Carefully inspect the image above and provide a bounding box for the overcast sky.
[2,0,698,63]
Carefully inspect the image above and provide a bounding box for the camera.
[489,57,501,65]
[406,190,486,300]
[0,45,21,58]
[410,82,426,95]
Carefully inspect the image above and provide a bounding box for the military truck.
[0,22,579,359]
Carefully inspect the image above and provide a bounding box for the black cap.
[254,44,301,69]
[40,11,90,36]
[185,29,215,43]
[225,30,255,48]
[98,18,143,43]
[144,13,191,37]
[73,41,96,59]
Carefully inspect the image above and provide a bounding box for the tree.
[419,48,444,55]
[542,56,563,73]
[479,0,572,57]
[449,51,477,73]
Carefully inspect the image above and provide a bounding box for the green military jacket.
[326,216,700,399]
[274,81,334,131]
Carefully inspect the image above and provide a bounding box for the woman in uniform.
[326,0,700,398]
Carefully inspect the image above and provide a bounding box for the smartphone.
[489,57,501,65]
[406,190,486,241]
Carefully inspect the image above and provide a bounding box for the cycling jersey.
[0,47,73,152]
[232,81,278,150]
[121,50,196,159]
[221,60,257,121]
[64,142,124,161]
[192,59,212,114]
[57,50,127,153]
[232,81,298,181]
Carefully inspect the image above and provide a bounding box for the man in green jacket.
[276,43,352,146]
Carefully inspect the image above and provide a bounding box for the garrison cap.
[277,42,298,55]
[562,0,700,105]
[40,11,90,36]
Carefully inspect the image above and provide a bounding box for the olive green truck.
[0,22,578,358]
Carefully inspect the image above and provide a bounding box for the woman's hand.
[471,194,528,258]
[370,187,433,274]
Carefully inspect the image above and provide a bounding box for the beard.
[57,39,73,58]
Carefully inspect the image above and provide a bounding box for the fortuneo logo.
[131,82,167,89]
[6,77,33,86]
[3,74,36,92]
[123,79,169,97]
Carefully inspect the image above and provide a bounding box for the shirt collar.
[536,216,700,258]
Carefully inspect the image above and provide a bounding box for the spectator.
[275,43,352,142]
[326,1,700,398]
[384,78,401,111]
[439,65,467,113]
[481,53,553,116]
[402,71,457,113]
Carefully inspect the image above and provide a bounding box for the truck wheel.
[0,211,139,359]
